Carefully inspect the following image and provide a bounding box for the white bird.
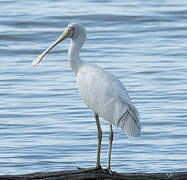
[32,23,141,173]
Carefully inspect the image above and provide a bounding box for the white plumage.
[32,23,141,172]
[77,63,141,137]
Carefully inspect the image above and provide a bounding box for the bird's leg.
[77,113,102,171]
[95,113,102,169]
[106,124,113,174]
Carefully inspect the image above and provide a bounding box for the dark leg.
[94,113,102,169]
[77,113,102,171]
[107,124,113,173]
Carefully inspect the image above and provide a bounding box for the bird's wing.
[77,63,141,137]
[105,73,141,137]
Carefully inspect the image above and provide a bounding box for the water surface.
[1,0,187,175]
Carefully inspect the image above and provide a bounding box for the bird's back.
[76,62,141,137]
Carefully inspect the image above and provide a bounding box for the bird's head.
[32,23,86,67]
[67,23,86,39]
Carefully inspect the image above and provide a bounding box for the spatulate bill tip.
[32,60,38,67]
[32,57,41,67]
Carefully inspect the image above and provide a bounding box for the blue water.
[1,0,187,175]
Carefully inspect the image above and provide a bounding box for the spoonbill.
[32,23,141,173]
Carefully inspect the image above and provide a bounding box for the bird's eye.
[68,27,74,37]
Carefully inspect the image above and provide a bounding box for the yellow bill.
[32,28,70,67]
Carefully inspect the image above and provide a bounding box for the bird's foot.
[77,165,102,172]
[104,167,116,174]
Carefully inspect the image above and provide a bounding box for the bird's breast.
[76,65,127,124]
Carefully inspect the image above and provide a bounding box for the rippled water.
[1,0,187,175]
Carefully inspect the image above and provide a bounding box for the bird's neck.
[68,37,85,76]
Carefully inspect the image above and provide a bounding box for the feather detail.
[117,104,141,137]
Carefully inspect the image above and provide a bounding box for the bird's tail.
[117,104,141,137]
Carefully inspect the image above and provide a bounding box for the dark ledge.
[0,169,187,180]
